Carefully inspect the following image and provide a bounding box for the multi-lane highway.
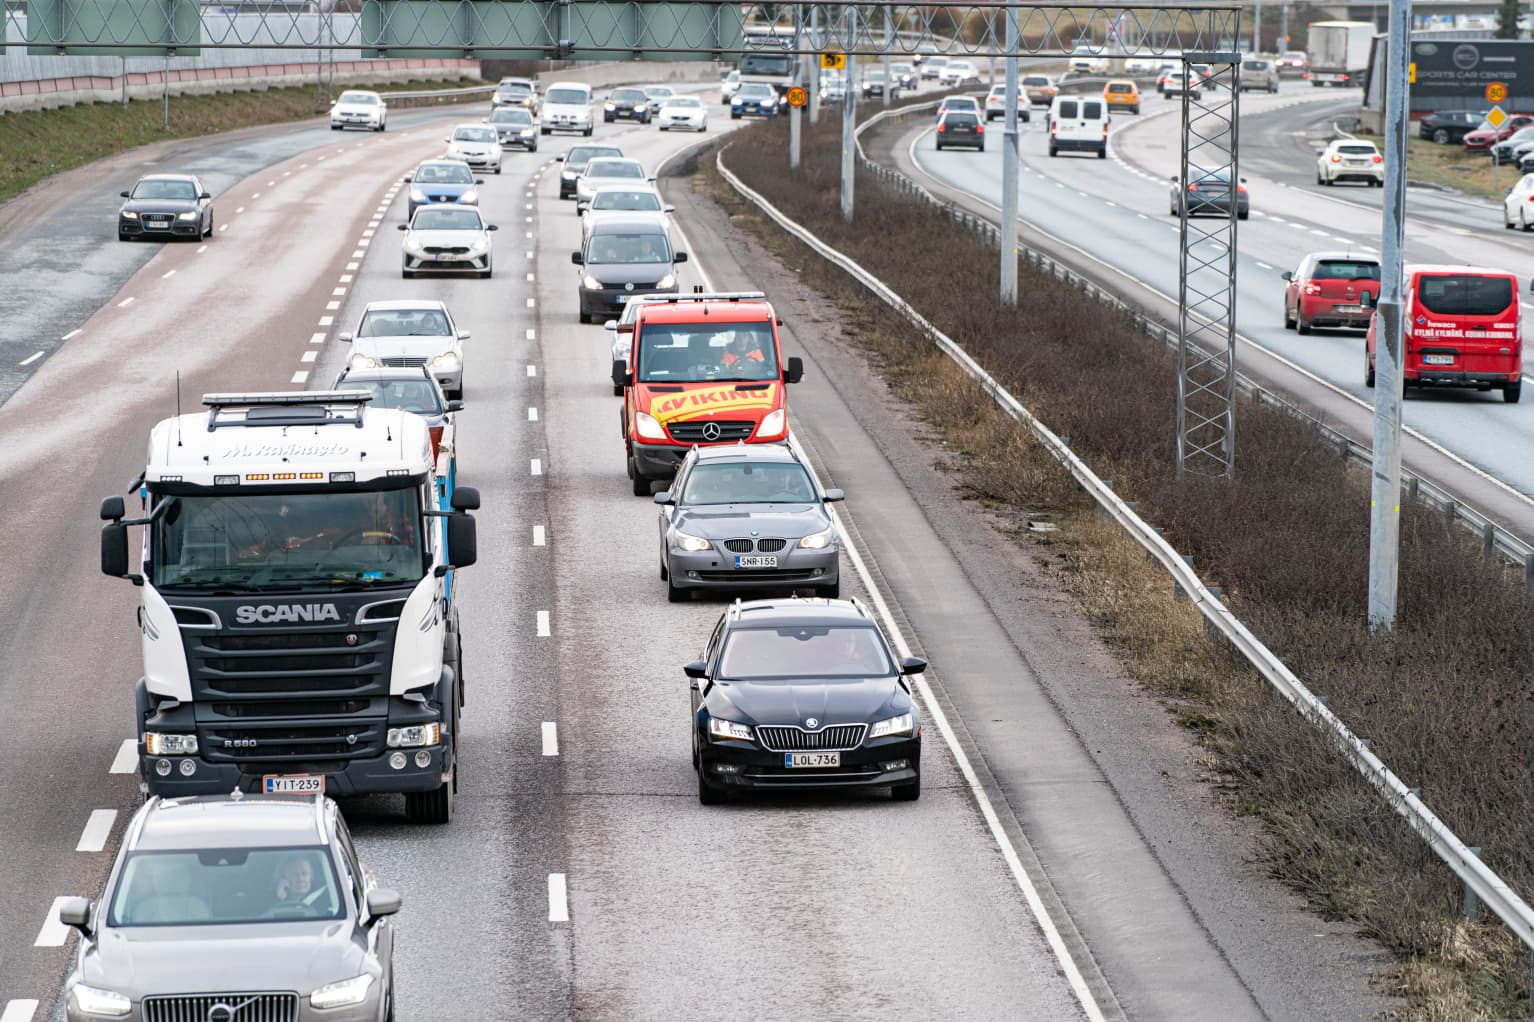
[891,81,1534,541]
[0,77,1399,1021]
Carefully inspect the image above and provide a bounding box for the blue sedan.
[403,160,480,217]
[731,83,781,119]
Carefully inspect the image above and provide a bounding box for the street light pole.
[841,5,857,220]
[999,1,1020,304]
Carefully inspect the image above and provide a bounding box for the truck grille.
[756,724,866,752]
[143,992,298,1022]
[668,420,755,442]
[187,627,391,702]
[202,719,386,762]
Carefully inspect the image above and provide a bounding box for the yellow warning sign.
[820,52,845,70]
[1408,62,1415,84]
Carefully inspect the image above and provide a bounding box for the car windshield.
[666,97,702,109]
[546,87,588,105]
[498,82,531,94]
[591,190,662,212]
[567,146,623,170]
[413,164,473,184]
[636,321,779,382]
[344,379,443,414]
[585,231,671,264]
[740,53,794,76]
[150,488,427,587]
[338,92,377,105]
[586,160,645,179]
[108,848,345,927]
[611,89,646,101]
[1416,275,1514,317]
[132,180,197,200]
[681,462,815,504]
[646,87,674,98]
[412,208,483,230]
[490,108,533,125]
[739,84,775,98]
[357,308,450,337]
[453,126,496,143]
[1314,260,1381,280]
[719,625,896,680]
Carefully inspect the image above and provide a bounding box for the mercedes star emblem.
[805,718,819,729]
[700,422,722,441]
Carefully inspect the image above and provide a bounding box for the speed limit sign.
[1487,81,1508,103]
[786,86,809,108]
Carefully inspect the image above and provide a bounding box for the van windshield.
[636,322,780,382]
[546,87,588,105]
[1417,275,1514,317]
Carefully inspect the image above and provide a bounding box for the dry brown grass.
[693,114,1534,1019]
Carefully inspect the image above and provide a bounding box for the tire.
[541,128,551,136]
[612,384,623,397]
[1523,211,1532,233]
[604,114,614,123]
[403,735,455,824]
[1237,210,1249,220]
[118,231,130,242]
[584,127,593,136]
[1433,129,1449,144]
[1506,381,1523,403]
[494,166,501,175]
[659,552,669,581]
[1097,147,1106,160]
[631,467,651,497]
[697,768,728,805]
[1507,213,1516,230]
[1270,84,1278,94]
[1284,303,1296,330]
[578,311,591,324]
[1317,171,1325,185]
[891,773,921,801]
[1048,145,1058,157]
[480,269,492,279]
[331,124,341,131]
[376,122,386,133]
[1365,355,1376,388]
[1297,312,1312,335]
[203,217,214,238]
[402,270,415,279]
[820,579,841,599]
[731,112,741,120]
[666,576,688,602]
[530,144,538,153]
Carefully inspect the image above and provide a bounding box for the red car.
[1464,115,1534,151]
[1281,252,1381,333]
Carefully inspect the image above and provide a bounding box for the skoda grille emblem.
[805,717,819,729]
[624,282,635,291]
[346,633,359,647]
[701,422,722,441]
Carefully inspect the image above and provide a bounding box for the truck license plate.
[1423,354,1455,365]
[736,555,778,568]
[785,752,840,768]
[264,774,324,794]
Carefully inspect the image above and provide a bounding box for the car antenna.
[175,370,183,447]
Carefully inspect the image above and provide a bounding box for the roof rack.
[203,390,374,432]
[652,291,767,305]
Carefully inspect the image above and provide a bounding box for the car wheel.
[1316,171,1324,185]
[1434,129,1449,144]
[584,127,593,136]
[1237,210,1248,220]
[494,166,501,175]
[1508,212,1517,229]
[402,269,414,279]
[891,772,921,801]
[1284,303,1296,330]
[480,269,492,279]
[612,384,623,397]
[659,552,669,581]
[1297,311,1311,335]
[632,468,652,497]
[1523,211,1532,233]
[1365,354,1375,388]
[1270,84,1278,94]
[1048,145,1058,157]
[821,579,841,599]
[604,114,614,123]
[1505,381,1522,403]
[697,768,728,805]
[1097,147,1106,159]
[403,737,454,823]
[666,576,689,602]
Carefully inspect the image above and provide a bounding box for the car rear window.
[1338,145,1377,155]
[945,112,979,127]
[1107,83,1134,93]
[1082,101,1103,118]
[1023,75,1049,86]
[1415,275,1514,317]
[1245,60,1270,70]
[1057,99,1078,118]
[1314,260,1381,281]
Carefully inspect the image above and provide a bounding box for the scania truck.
[100,391,479,823]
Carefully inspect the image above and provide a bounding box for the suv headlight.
[143,732,198,756]
[634,411,668,440]
[582,274,603,291]
[72,984,132,1018]
[798,526,835,550]
[431,352,461,370]
[655,273,676,290]
[604,102,616,110]
[672,530,712,552]
[386,723,442,748]
[708,717,755,742]
[310,974,375,1010]
[756,407,786,438]
[348,353,378,370]
[868,713,915,739]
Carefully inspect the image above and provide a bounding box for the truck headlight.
[868,713,914,739]
[409,188,426,203]
[386,723,442,748]
[634,411,668,440]
[798,526,835,550]
[756,407,786,438]
[672,530,712,552]
[431,352,461,370]
[582,274,604,291]
[655,273,676,290]
[349,353,378,370]
[708,717,755,742]
[177,210,199,221]
[310,974,375,1010]
[144,732,199,756]
[71,984,132,1018]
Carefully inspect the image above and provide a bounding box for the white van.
[541,82,594,136]
[1047,94,1109,159]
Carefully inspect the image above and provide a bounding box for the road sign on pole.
[1487,81,1508,103]
[821,52,845,70]
[786,85,808,107]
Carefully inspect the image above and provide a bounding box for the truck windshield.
[150,488,426,588]
[741,54,794,77]
[636,321,780,382]
[1416,275,1513,317]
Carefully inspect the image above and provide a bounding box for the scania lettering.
[612,292,804,496]
[100,391,480,823]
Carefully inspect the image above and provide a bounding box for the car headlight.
[404,237,425,254]
[409,188,426,203]
[176,210,199,221]
[868,713,915,739]
[749,399,790,434]
[604,103,616,110]
[310,974,375,1010]
[431,352,461,370]
[348,354,378,370]
[708,717,755,742]
[386,723,442,748]
[143,732,198,756]
[798,526,835,550]
[470,238,487,252]
[582,274,603,290]
[672,529,712,552]
[520,128,534,137]
[459,190,479,205]
[562,171,577,181]
[120,210,139,220]
[634,411,668,440]
[71,984,132,1018]
[655,273,676,290]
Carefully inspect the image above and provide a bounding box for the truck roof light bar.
[203,390,374,431]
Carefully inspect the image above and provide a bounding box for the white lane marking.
[319,315,334,326]
[346,262,359,271]
[1311,229,1330,236]
[548,873,568,922]
[161,269,177,279]
[368,220,381,229]
[109,738,137,774]
[526,216,533,223]
[530,458,542,476]
[1104,200,1118,208]
[332,287,346,297]
[525,203,533,210]
[301,351,318,364]
[310,333,326,345]
[251,192,260,200]
[1,1000,40,1022]
[361,230,374,239]
[235,206,245,214]
[527,365,537,376]
[316,156,325,162]
[526,231,533,239]
[351,250,365,259]
[526,328,536,341]
[340,274,354,284]
[527,251,535,259]
[284,170,293,176]
[218,224,228,233]
[267,181,275,187]
[526,273,535,283]
[542,722,559,756]
[117,296,135,308]
[61,328,81,340]
[34,899,72,946]
[1288,223,1308,231]
[528,407,539,421]
[1256,261,1274,270]
[358,239,370,248]
[532,525,546,546]
[326,301,340,311]
[290,371,309,384]
[18,351,44,367]
[536,610,550,636]
[75,809,117,852]
[526,298,536,308]
[197,245,207,253]
[1136,213,1148,220]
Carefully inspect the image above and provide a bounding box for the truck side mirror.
[784,356,804,384]
[612,360,632,389]
[101,523,130,578]
[58,897,93,940]
[450,485,481,511]
[100,495,125,521]
[445,514,477,569]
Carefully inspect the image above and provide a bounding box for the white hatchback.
[1316,139,1383,187]
[445,124,503,174]
[329,90,386,131]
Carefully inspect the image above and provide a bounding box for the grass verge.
[0,77,487,204]
[1391,135,1525,203]
[698,115,1534,1019]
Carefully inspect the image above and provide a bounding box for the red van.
[1366,265,1524,403]
[613,291,803,495]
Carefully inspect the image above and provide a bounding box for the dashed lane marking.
[62,329,81,340]
[527,365,537,376]
[542,722,559,756]
[1256,261,1274,270]
[117,296,135,308]
[18,351,44,367]
[526,328,536,341]
[162,269,176,279]
[34,899,71,947]
[526,298,536,308]
[1,1001,39,1022]
[530,458,542,476]
[301,351,318,363]
[527,273,535,283]
[109,739,137,774]
[310,333,326,345]
[340,274,354,284]
[528,407,539,421]
[75,810,117,852]
[332,287,347,297]
[319,315,334,326]
[197,245,207,254]
[218,224,228,233]
[536,610,550,636]
[291,370,309,384]
[548,873,568,922]
[235,207,245,214]
[533,525,546,546]
[326,301,340,311]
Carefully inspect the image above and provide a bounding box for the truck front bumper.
[139,745,448,797]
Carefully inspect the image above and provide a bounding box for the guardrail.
[852,99,1534,587]
[715,135,1534,970]
[378,82,495,108]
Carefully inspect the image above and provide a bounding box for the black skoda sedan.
[688,597,925,804]
[118,173,214,241]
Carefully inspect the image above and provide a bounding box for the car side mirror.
[674,251,688,263]
[101,522,130,579]
[557,154,566,161]
[571,252,585,265]
[1280,271,1292,281]
[120,190,130,198]
[1359,292,1374,309]
[100,495,125,521]
[653,491,674,505]
[58,897,93,940]
[576,206,586,216]
[474,178,483,185]
[1168,174,1177,181]
[402,176,412,182]
[443,138,451,143]
[612,360,632,389]
[664,204,676,213]
[200,192,212,200]
[683,660,708,679]
[445,514,477,570]
[784,356,804,384]
[397,224,409,231]
[447,400,465,413]
[450,485,481,511]
[822,488,845,503]
[900,656,928,675]
[365,888,402,921]
[604,320,618,332]
[458,330,471,340]
[337,331,354,342]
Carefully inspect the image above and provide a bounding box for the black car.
[688,597,925,804]
[571,214,686,322]
[935,110,984,151]
[558,144,624,199]
[1419,109,1482,145]
[118,173,214,242]
[603,88,652,123]
[486,106,538,151]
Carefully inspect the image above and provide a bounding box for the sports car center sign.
[1410,40,1534,100]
